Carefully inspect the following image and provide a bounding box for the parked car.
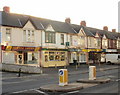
[106,54,120,64]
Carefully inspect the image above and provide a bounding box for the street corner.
[39,83,83,92]
[76,78,111,84]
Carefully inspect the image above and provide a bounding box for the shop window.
[45,55,48,62]
[25,52,38,64]
[89,52,94,60]
[49,52,54,61]
[55,55,60,61]
[61,52,65,61]
[3,52,15,64]
[118,55,120,59]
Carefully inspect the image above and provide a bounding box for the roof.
[82,26,117,40]
[0,11,119,40]
[1,11,29,28]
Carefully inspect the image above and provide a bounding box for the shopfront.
[68,49,86,64]
[41,48,67,67]
[82,49,102,64]
[1,45,41,66]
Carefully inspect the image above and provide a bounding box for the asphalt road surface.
[1,64,120,95]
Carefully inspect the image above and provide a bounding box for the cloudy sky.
[0,0,119,32]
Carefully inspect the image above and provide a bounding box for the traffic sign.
[59,70,63,76]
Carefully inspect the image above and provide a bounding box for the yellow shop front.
[41,48,68,67]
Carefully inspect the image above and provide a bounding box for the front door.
[17,54,23,64]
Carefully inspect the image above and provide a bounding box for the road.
[1,64,120,95]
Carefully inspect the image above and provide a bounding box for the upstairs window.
[88,37,92,47]
[45,31,55,43]
[80,36,85,46]
[70,35,72,46]
[61,34,64,45]
[6,28,11,41]
[97,39,101,47]
[23,30,34,42]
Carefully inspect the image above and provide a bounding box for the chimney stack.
[103,26,108,31]
[65,18,71,24]
[80,21,86,26]
[3,6,10,13]
[112,29,116,32]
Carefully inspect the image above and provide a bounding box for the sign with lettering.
[12,46,24,51]
[2,46,41,51]
[6,46,12,51]
[82,49,102,52]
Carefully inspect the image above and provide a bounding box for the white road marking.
[12,88,48,95]
[116,79,120,81]
[12,88,39,93]
[61,90,79,95]
[34,89,48,95]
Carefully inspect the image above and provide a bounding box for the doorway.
[17,54,23,64]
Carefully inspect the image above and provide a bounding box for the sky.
[0,0,119,32]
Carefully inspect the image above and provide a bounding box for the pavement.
[76,78,111,84]
[1,64,119,79]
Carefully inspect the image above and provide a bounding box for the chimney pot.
[80,21,86,26]
[3,6,10,13]
[103,26,108,31]
[112,29,116,32]
[65,18,71,24]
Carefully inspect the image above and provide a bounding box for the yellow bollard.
[89,66,96,80]
[59,69,68,86]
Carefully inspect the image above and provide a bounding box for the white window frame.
[6,28,11,41]
[23,29,35,43]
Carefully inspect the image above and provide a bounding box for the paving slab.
[40,83,83,92]
[77,78,111,84]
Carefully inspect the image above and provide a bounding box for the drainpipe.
[0,45,2,64]
[86,36,89,65]
[0,26,2,64]
[39,30,43,73]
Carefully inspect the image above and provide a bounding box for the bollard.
[59,69,68,86]
[18,68,21,77]
[89,66,96,80]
